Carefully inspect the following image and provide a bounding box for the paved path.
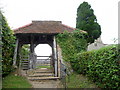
[29,80,62,88]
[26,68,63,88]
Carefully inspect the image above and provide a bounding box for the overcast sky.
[0,0,119,45]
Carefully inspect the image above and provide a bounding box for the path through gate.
[36,56,52,68]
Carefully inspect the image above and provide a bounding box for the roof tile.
[14,21,75,34]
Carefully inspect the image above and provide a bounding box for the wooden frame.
[13,34,58,77]
[13,38,19,66]
[53,36,58,77]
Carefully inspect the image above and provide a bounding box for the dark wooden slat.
[21,63,29,65]
[21,61,29,63]
[21,59,29,60]
[36,59,51,60]
[22,68,29,70]
[21,56,29,57]
[22,65,29,66]
[37,56,51,57]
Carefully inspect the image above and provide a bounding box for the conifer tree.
[76,2,101,43]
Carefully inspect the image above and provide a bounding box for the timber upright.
[13,21,75,79]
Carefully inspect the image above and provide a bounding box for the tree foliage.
[1,10,16,76]
[76,1,101,43]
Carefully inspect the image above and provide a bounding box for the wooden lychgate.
[13,21,75,77]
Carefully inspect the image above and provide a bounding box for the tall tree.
[76,1,101,43]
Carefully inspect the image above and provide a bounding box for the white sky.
[0,0,119,45]
[35,44,52,57]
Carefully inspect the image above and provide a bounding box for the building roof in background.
[14,21,76,34]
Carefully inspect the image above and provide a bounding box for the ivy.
[57,30,88,62]
[1,11,16,76]
[57,30,88,64]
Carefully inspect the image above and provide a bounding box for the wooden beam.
[18,44,22,68]
[13,38,19,66]
[53,36,58,77]
[29,35,36,69]
[37,56,51,57]
[30,35,34,53]
[51,46,54,68]
[17,43,23,75]
[37,59,51,60]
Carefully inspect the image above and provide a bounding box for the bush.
[1,11,16,76]
[57,28,120,88]
[71,45,120,88]
[57,30,88,62]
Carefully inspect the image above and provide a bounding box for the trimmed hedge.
[57,29,120,88]
[71,45,120,88]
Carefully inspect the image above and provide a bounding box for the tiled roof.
[14,21,76,34]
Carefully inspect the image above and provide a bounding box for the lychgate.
[13,21,75,77]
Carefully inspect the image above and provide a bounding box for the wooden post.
[13,38,19,67]
[18,44,23,75]
[57,44,61,77]
[29,35,35,69]
[53,36,58,77]
[52,45,55,67]
[49,42,54,67]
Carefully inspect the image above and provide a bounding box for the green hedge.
[71,45,120,88]
[57,29,120,88]
[1,11,16,76]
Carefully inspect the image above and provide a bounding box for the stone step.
[35,68,51,71]
[28,73,54,77]
[34,71,53,73]
[28,77,60,81]
[27,69,53,75]
[34,68,53,73]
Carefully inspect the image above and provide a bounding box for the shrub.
[72,45,120,88]
[57,30,88,62]
[57,28,120,88]
[1,11,16,76]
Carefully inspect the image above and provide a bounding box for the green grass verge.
[66,73,98,88]
[2,74,32,88]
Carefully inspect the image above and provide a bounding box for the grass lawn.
[2,73,32,88]
[66,73,98,88]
